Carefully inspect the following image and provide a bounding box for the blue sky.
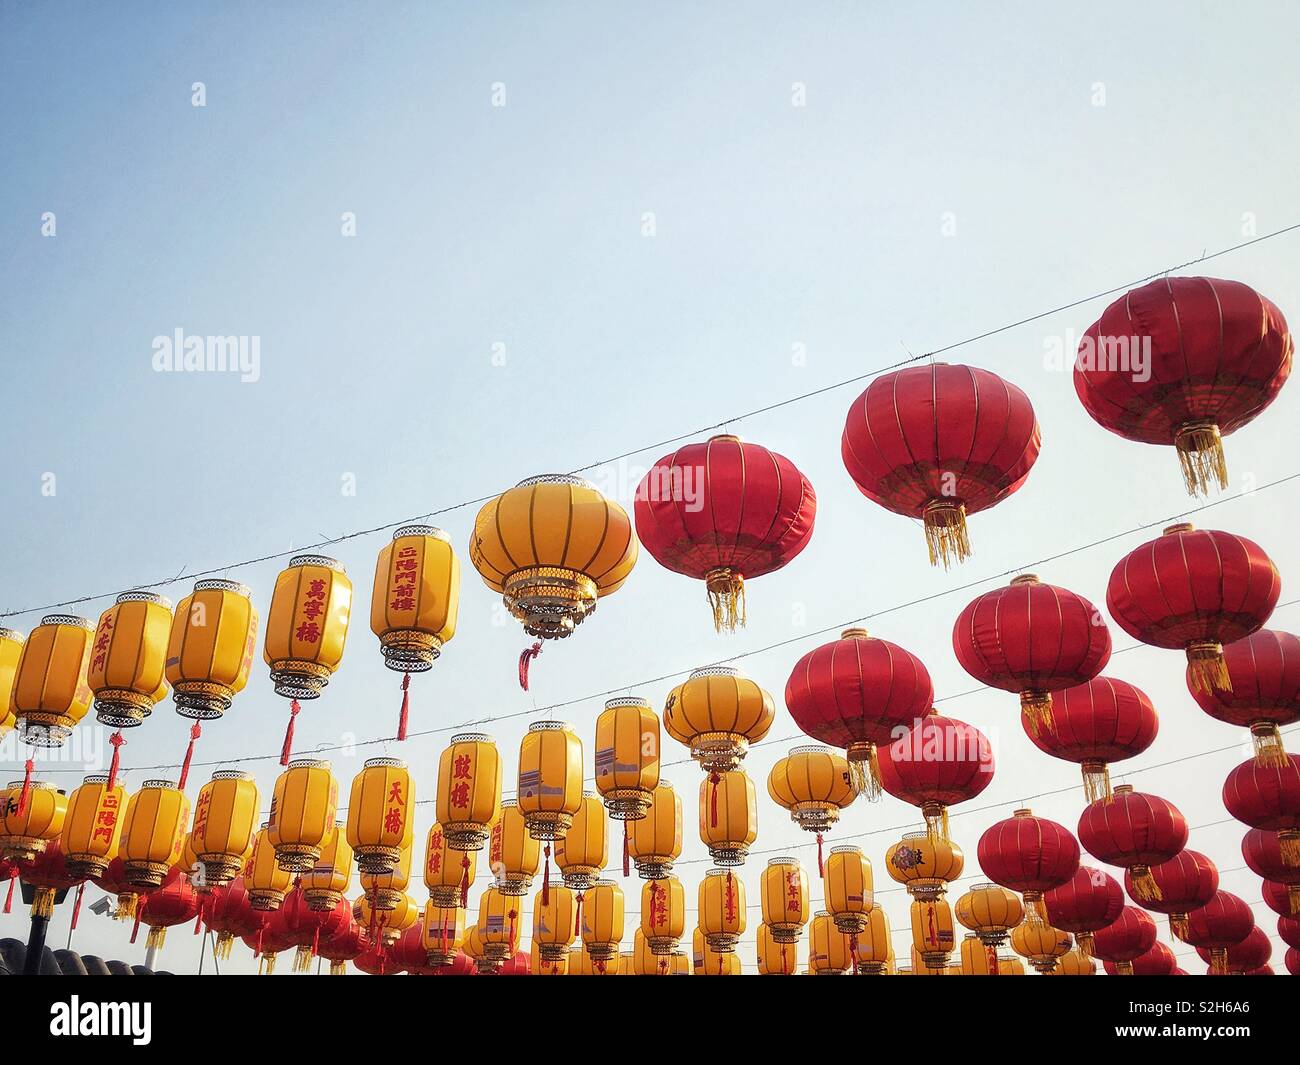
[2,2,1300,973]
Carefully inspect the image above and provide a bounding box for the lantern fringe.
[518,641,542,691]
[330,960,345,976]
[1280,832,1300,868]
[705,569,746,633]
[31,887,56,919]
[3,876,14,914]
[294,944,314,972]
[178,721,202,791]
[846,745,882,801]
[397,672,410,741]
[622,822,630,877]
[1081,762,1113,804]
[1170,914,1190,940]
[261,952,277,976]
[1251,723,1287,767]
[816,833,824,878]
[1115,960,1135,976]
[130,909,142,944]
[279,698,301,766]
[708,771,720,828]
[145,925,167,952]
[541,845,551,906]
[1208,947,1228,975]
[459,854,471,908]
[115,893,137,921]
[1019,691,1055,736]
[215,931,234,960]
[1288,885,1300,915]
[107,730,125,789]
[1127,867,1163,902]
[1186,644,1231,694]
[573,893,584,937]
[923,500,971,569]
[1175,422,1228,496]
[923,805,950,847]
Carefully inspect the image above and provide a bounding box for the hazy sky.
[3,2,1299,974]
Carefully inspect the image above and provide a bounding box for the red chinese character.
[450,781,470,808]
[383,806,404,834]
[306,579,327,600]
[301,600,324,621]
[387,782,405,805]
[295,621,320,643]
[453,755,472,780]
[390,596,416,611]
[427,852,442,874]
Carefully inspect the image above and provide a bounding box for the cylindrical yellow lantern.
[825,844,874,938]
[1011,912,1072,973]
[0,779,67,862]
[0,628,24,740]
[425,823,475,907]
[518,720,583,840]
[955,881,1024,947]
[556,791,607,891]
[486,801,536,896]
[1048,947,1096,976]
[167,579,259,720]
[629,781,682,879]
[698,866,745,952]
[476,885,522,966]
[809,911,852,975]
[534,939,568,975]
[436,731,501,852]
[760,856,809,943]
[757,922,797,975]
[641,874,685,955]
[853,905,892,975]
[302,821,352,912]
[360,842,411,911]
[88,592,173,729]
[699,768,757,867]
[959,932,1001,976]
[664,665,774,773]
[693,925,743,975]
[594,695,660,820]
[422,900,464,967]
[268,757,337,871]
[580,878,624,963]
[346,756,413,875]
[911,896,956,970]
[355,889,417,946]
[11,614,93,747]
[246,824,293,910]
[532,883,577,963]
[767,745,854,839]
[119,779,190,888]
[885,830,964,900]
[190,769,259,887]
[60,773,125,878]
[998,953,1026,975]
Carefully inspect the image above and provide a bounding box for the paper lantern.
[436,731,502,852]
[60,773,124,879]
[346,756,414,875]
[119,779,189,889]
[167,579,258,720]
[89,592,173,729]
[268,757,338,872]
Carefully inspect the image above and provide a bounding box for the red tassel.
[16,757,34,817]
[816,832,825,878]
[311,926,319,960]
[518,641,542,690]
[280,699,301,766]
[107,731,125,789]
[397,673,411,741]
[508,908,517,946]
[255,925,264,957]
[3,876,13,914]
[70,882,85,930]
[178,721,202,791]
[574,893,584,937]
[988,945,1000,975]
[849,932,859,973]
[541,845,551,906]
[130,908,142,945]
[459,855,470,909]
[781,942,788,975]
[709,770,720,828]
[725,870,735,921]
[622,822,630,877]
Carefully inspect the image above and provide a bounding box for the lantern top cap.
[593,878,618,888]
[705,867,732,878]
[82,773,111,785]
[1013,807,1034,818]
[1163,522,1195,536]
[527,720,572,733]
[688,665,739,680]
[194,578,252,597]
[287,758,331,770]
[394,524,451,542]
[0,627,23,642]
[1113,784,1135,795]
[790,744,833,757]
[288,554,345,573]
[814,909,831,918]
[604,695,651,710]
[40,613,92,630]
[1009,574,1040,586]
[142,778,179,791]
[450,731,494,745]
[970,881,1001,892]
[708,433,742,443]
[212,769,255,782]
[363,757,406,770]
[901,831,929,842]
[767,856,799,867]
[840,627,870,640]
[6,779,56,791]
[115,589,173,609]
[829,844,863,855]
[499,798,518,809]
[515,473,597,491]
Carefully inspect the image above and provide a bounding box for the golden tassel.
[923,804,950,846]
[923,500,971,569]
[1076,931,1095,958]
[215,932,234,960]
[145,925,167,952]
[1127,866,1163,902]
[330,960,345,976]
[115,893,137,921]
[1019,690,1055,736]
[1279,831,1300,867]
[847,744,882,801]
[1170,914,1190,941]
[1288,885,1300,916]
[1175,421,1229,496]
[31,887,56,919]
[1186,642,1231,694]
[294,944,313,972]
[1251,722,1287,767]
[1081,762,1113,804]
[262,952,277,976]
[1115,960,1135,976]
[705,569,746,633]
[1209,947,1228,975]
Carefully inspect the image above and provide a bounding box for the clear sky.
[2,2,1299,974]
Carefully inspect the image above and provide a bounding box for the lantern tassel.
[330,960,345,976]
[130,908,143,945]
[987,944,1000,975]
[1019,690,1054,736]
[215,931,234,960]
[705,568,746,633]
[1076,931,1095,958]
[1175,421,1228,496]
[294,943,313,973]
[3,876,13,914]
[397,672,411,741]
[1127,865,1163,902]
[31,887,56,919]
[781,942,788,976]
[923,804,950,846]
[459,854,471,908]
[518,641,542,691]
[923,499,971,569]
[847,744,882,801]
[541,845,551,906]
[1186,643,1231,694]
[178,721,202,791]
[16,757,33,816]
[1280,831,1300,868]
[622,822,630,877]
[1251,722,1287,767]
[1208,946,1228,975]
[1081,761,1112,804]
[709,770,720,828]
[145,925,167,952]
[573,893,583,937]
[280,698,301,766]
[107,730,125,789]
[1287,885,1300,915]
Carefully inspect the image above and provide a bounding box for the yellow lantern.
[268,757,337,871]
[355,889,418,946]
[487,801,537,896]
[0,779,67,862]
[641,874,685,955]
[468,473,638,643]
[532,883,577,964]
[425,822,475,907]
[910,946,949,976]
[246,824,293,910]
[346,756,413,875]
[87,592,173,729]
[853,905,892,975]
[757,922,797,975]
[959,932,1001,975]
[1048,947,1096,976]
[556,791,607,890]
[190,769,259,887]
[664,665,774,773]
[302,821,352,911]
[692,925,742,975]
[361,842,411,911]
[518,720,583,840]
[1011,911,1072,973]
[760,856,809,943]
[263,554,352,761]
[11,614,93,747]
[370,525,459,739]
[580,878,624,963]
[698,768,756,867]
[118,779,189,888]
[476,885,522,966]
[824,845,874,941]
[885,830,964,900]
[0,628,24,740]
[767,745,854,844]
[568,942,617,976]
[698,866,745,952]
[955,881,1024,948]
[463,923,488,972]
[436,731,502,852]
[629,781,682,879]
[534,941,568,975]
[911,896,956,970]
[422,900,464,967]
[998,953,1026,975]
[809,912,852,975]
[632,928,663,975]
[60,773,125,878]
[167,579,259,720]
[594,695,660,823]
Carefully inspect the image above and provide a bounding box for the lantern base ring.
[832,913,870,935]
[768,925,801,944]
[792,803,841,834]
[706,844,749,868]
[648,937,678,956]
[426,949,458,967]
[303,887,344,912]
[1,837,49,864]
[690,734,749,775]
[561,868,600,892]
[586,942,618,962]
[94,691,153,729]
[66,854,112,880]
[199,854,244,887]
[380,632,441,672]
[368,888,401,911]
[123,859,168,890]
[443,824,491,852]
[354,845,402,876]
[15,716,74,748]
[503,566,598,640]
[602,789,653,820]
[272,844,322,874]
[172,681,234,720]
[703,933,738,954]
[482,942,512,964]
[268,660,332,700]
[524,811,574,841]
[633,858,673,880]
[430,886,467,906]
[538,943,568,962]
[249,889,287,911]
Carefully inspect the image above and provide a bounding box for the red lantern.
[241,915,295,974]
[1197,926,1271,974]
[269,886,351,972]
[634,435,816,632]
[1106,523,1279,693]
[498,948,531,975]
[1129,849,1218,939]
[1073,276,1292,495]
[430,950,477,975]
[17,842,84,920]
[1288,947,1300,976]
[1181,891,1254,974]
[1042,865,1124,956]
[90,856,151,921]
[953,575,1111,733]
[137,866,200,952]
[877,711,994,843]
[1279,917,1300,950]
[1104,940,1174,976]
[353,940,395,975]
[1241,829,1300,914]
[1077,784,1187,902]
[976,807,1079,914]
[1263,880,1295,919]
[784,628,933,799]
[392,924,434,974]
[1190,630,1300,766]
[841,362,1040,567]
[203,879,261,959]
[1025,676,1158,802]
[316,917,367,976]
[1090,905,1157,975]
[1223,754,1300,867]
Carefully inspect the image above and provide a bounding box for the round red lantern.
[953,575,1111,733]
[1090,905,1157,975]
[1223,754,1300,866]
[1106,523,1279,693]
[784,627,933,798]
[1042,864,1124,956]
[430,950,477,975]
[1181,891,1254,974]
[1073,276,1292,495]
[269,886,351,972]
[1288,947,1300,976]
[1197,925,1271,974]
[203,879,261,959]
[353,939,396,975]
[316,916,367,976]
[1241,828,1300,914]
[977,807,1079,913]
[841,362,1040,567]
[498,948,531,975]
[634,435,816,631]
[1275,916,1300,951]
[136,866,199,952]
[1263,880,1295,919]
[17,842,84,920]
[1190,630,1300,765]
[1077,784,1187,901]
[1025,676,1157,802]
[1104,940,1174,976]
[392,924,434,975]
[1130,849,1218,938]
[877,711,994,843]
[242,915,296,974]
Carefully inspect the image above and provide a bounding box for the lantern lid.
[499,798,518,809]
[0,627,23,642]
[450,731,494,745]
[582,790,597,799]
[1163,522,1195,536]
[970,881,1000,892]
[212,769,255,782]
[840,627,870,640]
[194,578,252,597]
[814,909,831,918]
[6,779,56,791]
[901,831,929,842]
[688,665,739,680]
[1113,784,1134,795]
[515,473,597,491]
[82,773,110,785]
[363,757,406,770]
[830,844,862,854]
[708,433,742,443]
[593,878,618,889]
[1009,574,1040,586]
[705,867,731,878]
[115,589,173,609]
[767,856,798,867]
[142,779,179,791]
[528,721,571,733]
[604,695,651,710]
[39,613,92,630]
[790,744,833,757]
[394,524,451,542]
[288,554,345,573]
[1013,807,1034,818]
[287,758,331,770]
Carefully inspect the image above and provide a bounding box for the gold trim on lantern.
[923,499,971,569]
